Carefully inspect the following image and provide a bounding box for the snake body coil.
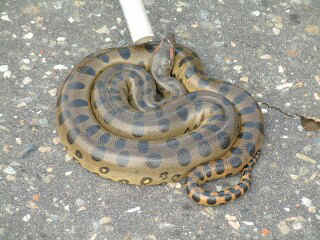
[56,39,264,206]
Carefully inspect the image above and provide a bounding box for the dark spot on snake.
[239,132,253,140]
[137,79,144,86]
[186,92,198,101]
[191,192,201,203]
[172,174,181,182]
[98,54,110,63]
[242,121,264,134]
[132,121,144,137]
[210,114,226,121]
[194,170,205,182]
[118,179,129,184]
[66,128,80,145]
[166,138,180,149]
[58,110,71,125]
[67,82,85,89]
[179,56,194,67]
[96,80,105,89]
[217,131,231,149]
[99,166,109,174]
[224,194,232,202]
[111,96,122,102]
[146,153,162,169]
[207,197,217,205]
[190,132,203,141]
[219,82,232,93]
[240,105,256,115]
[118,47,131,59]
[144,42,156,53]
[160,171,168,180]
[134,112,144,119]
[91,146,106,161]
[234,92,248,104]
[140,177,152,185]
[205,124,220,133]
[75,150,82,159]
[99,133,111,145]
[222,97,232,106]
[176,106,189,121]
[86,125,101,137]
[156,110,164,118]
[185,66,197,79]
[78,66,96,76]
[230,147,242,155]
[230,157,242,168]
[138,140,149,154]
[215,159,225,175]
[177,148,191,167]
[218,191,225,197]
[246,143,256,156]
[202,164,212,178]
[198,140,212,157]
[175,46,183,54]
[74,114,89,124]
[159,118,170,132]
[117,151,130,167]
[69,99,88,108]
[199,78,209,87]
[239,182,248,192]
[138,100,147,108]
[115,138,126,149]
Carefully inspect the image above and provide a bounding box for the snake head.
[152,33,176,77]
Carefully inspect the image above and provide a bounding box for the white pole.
[119,0,154,44]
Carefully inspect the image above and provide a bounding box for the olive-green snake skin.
[56,36,264,206]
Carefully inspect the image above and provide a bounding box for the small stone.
[23,33,34,39]
[261,228,271,236]
[233,65,243,73]
[296,153,316,164]
[276,82,293,90]
[48,88,57,96]
[22,214,31,222]
[251,10,260,16]
[3,166,16,175]
[301,197,313,208]
[26,201,38,209]
[6,175,16,181]
[17,102,27,108]
[308,207,316,213]
[57,37,66,42]
[278,65,285,73]
[260,54,272,60]
[53,64,68,70]
[278,221,290,235]
[126,206,141,213]
[0,65,9,72]
[95,25,110,34]
[38,146,52,153]
[240,76,249,82]
[47,167,53,173]
[65,171,72,176]
[292,222,303,230]
[22,77,32,85]
[1,14,11,21]
[75,198,86,207]
[53,137,60,145]
[99,216,112,225]
[21,144,37,158]
[3,70,11,78]
[68,17,74,23]
[305,25,319,35]
[242,221,254,226]
[273,28,280,35]
[16,138,22,144]
[225,214,240,230]
[159,222,175,229]
[65,153,73,162]
[104,37,111,42]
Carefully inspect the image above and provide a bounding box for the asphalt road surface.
[1,0,320,239]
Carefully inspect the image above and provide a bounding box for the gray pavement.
[1,0,320,239]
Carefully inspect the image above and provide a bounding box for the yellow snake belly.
[56,41,264,206]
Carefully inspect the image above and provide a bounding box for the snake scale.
[56,35,264,206]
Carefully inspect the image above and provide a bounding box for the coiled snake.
[56,35,264,206]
